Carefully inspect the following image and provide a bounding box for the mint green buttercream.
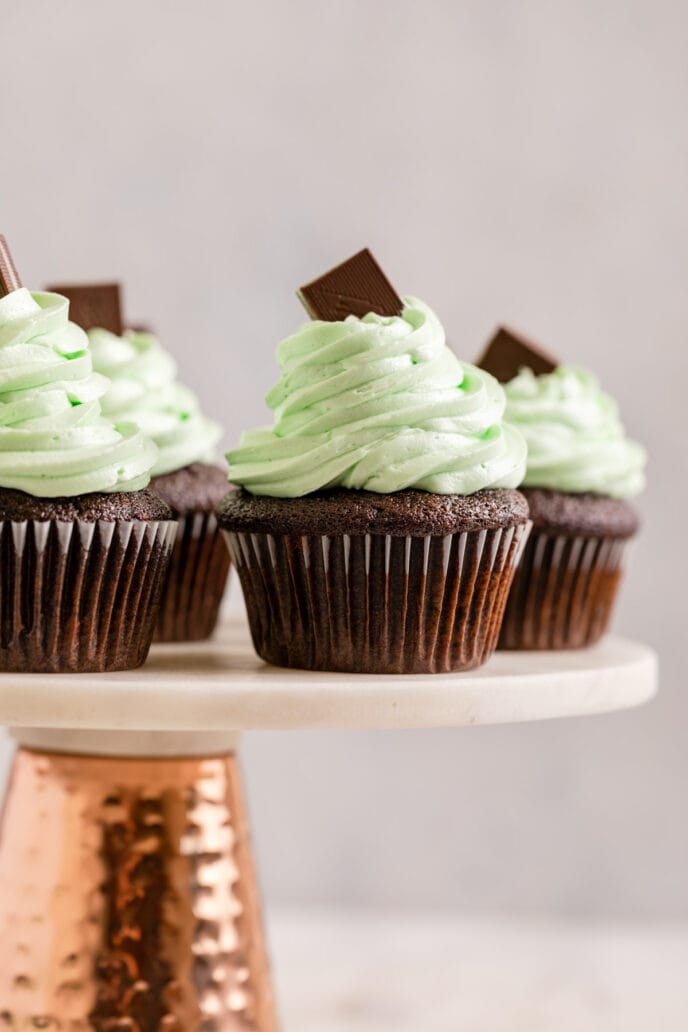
[227,297,527,497]
[89,329,222,477]
[0,289,157,497]
[504,365,646,498]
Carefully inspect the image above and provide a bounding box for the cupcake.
[0,241,176,673]
[50,284,230,642]
[479,328,646,650]
[219,251,530,674]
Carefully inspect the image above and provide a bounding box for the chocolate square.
[297,248,403,321]
[48,282,123,335]
[477,326,558,383]
[0,235,23,297]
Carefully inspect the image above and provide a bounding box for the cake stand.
[0,616,657,1030]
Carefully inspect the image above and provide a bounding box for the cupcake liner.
[224,523,530,673]
[155,511,231,642]
[498,529,630,650]
[0,518,176,673]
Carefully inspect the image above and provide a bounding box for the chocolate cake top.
[218,487,529,537]
[522,488,639,538]
[151,462,229,515]
[0,487,172,523]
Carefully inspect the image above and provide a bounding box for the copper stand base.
[0,748,278,1031]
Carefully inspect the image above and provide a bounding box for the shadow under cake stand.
[0,617,657,1029]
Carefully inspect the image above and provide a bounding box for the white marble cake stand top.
[0,616,657,737]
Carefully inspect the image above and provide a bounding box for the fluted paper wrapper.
[225,524,530,674]
[499,529,630,650]
[155,511,231,642]
[0,518,176,672]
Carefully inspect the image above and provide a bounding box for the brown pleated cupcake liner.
[0,518,177,673]
[224,523,530,674]
[155,511,231,643]
[498,529,631,650]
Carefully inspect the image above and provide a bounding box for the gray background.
[1,0,685,918]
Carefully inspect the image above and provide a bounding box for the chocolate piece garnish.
[0,235,23,297]
[129,323,153,334]
[297,248,403,321]
[47,282,123,335]
[477,326,559,383]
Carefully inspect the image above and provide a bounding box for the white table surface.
[269,908,688,1031]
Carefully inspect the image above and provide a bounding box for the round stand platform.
[0,617,658,1030]
[0,616,658,739]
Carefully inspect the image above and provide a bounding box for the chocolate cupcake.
[480,331,646,650]
[219,251,530,674]
[150,462,231,642]
[0,246,176,672]
[54,284,230,642]
[501,488,639,649]
[220,488,528,674]
[0,489,173,672]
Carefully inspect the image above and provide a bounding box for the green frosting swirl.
[0,288,157,497]
[504,365,646,498]
[89,329,222,477]
[228,297,526,497]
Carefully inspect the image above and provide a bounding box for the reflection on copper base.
[0,749,277,1030]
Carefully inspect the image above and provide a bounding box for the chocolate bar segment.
[0,235,23,297]
[298,248,403,321]
[48,282,123,335]
[477,326,558,383]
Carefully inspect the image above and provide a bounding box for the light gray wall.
[1,0,685,918]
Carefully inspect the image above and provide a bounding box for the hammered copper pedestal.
[0,616,658,1030]
[0,748,276,1030]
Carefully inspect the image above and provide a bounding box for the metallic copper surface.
[0,749,278,1030]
